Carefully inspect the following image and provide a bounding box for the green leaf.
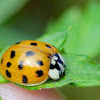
[37,30,68,52]
[63,54,100,87]
[72,1,100,57]
[0,97,2,100]
[0,74,8,83]
[45,1,100,58]
[0,0,30,25]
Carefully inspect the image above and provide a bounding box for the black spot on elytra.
[47,56,50,58]
[1,59,3,64]
[15,42,21,44]
[31,43,37,46]
[6,70,11,78]
[48,53,51,56]
[46,44,51,48]
[47,53,51,58]
[37,60,43,66]
[22,75,28,83]
[36,70,43,77]
[10,51,15,58]
[18,61,23,70]
[7,62,11,67]
[26,51,34,57]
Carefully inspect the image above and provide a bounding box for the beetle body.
[0,40,65,86]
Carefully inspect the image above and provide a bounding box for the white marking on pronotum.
[51,56,58,65]
[49,69,60,80]
[57,62,65,73]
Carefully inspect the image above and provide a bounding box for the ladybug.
[0,40,65,86]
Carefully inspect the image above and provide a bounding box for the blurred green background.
[0,0,100,100]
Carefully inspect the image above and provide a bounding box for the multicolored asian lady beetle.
[0,40,65,86]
